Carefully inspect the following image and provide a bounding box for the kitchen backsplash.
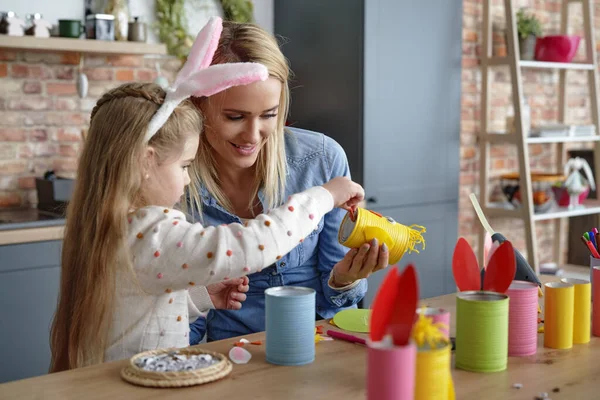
[0,49,181,208]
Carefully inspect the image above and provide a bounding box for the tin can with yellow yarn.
[415,342,453,400]
[338,208,426,265]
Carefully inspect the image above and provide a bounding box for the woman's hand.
[330,238,389,287]
[207,276,250,310]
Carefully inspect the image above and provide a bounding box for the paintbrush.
[469,194,542,287]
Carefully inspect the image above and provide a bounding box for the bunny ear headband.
[144,16,269,142]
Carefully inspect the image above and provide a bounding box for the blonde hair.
[191,21,290,215]
[49,83,202,372]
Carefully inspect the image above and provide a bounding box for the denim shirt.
[189,127,368,343]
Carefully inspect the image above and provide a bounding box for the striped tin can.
[506,280,539,356]
[455,291,509,373]
[265,286,316,366]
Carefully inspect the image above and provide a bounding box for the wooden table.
[1,275,598,400]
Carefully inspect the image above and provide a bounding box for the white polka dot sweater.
[104,186,334,362]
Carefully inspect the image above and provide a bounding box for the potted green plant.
[155,0,254,60]
[516,8,542,60]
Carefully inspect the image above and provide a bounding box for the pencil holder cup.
[367,340,416,400]
[590,256,600,294]
[592,267,600,337]
[265,286,315,366]
[338,207,426,265]
[415,341,454,400]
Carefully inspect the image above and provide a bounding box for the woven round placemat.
[120,347,232,388]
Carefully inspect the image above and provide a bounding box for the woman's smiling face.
[202,77,282,170]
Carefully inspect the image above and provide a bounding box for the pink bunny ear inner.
[174,16,223,87]
[177,62,269,99]
[483,231,493,267]
[485,240,500,270]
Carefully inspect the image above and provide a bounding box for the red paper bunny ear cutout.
[483,241,516,294]
[452,237,481,292]
[369,267,400,342]
[389,264,419,346]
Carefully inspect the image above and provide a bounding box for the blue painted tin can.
[265,286,316,366]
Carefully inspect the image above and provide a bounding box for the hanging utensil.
[76,54,88,98]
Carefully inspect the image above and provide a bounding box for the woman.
[188,21,389,343]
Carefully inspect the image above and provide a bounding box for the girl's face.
[141,134,199,208]
[202,77,282,171]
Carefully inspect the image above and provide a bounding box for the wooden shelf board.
[485,58,594,70]
[526,135,600,144]
[486,201,600,221]
[485,132,600,144]
[533,201,600,221]
[519,60,595,70]
[0,35,167,55]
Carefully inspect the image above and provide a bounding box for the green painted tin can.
[455,291,509,373]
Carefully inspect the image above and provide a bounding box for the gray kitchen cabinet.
[0,240,61,383]
[275,0,462,298]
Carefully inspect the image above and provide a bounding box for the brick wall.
[0,50,180,207]
[462,0,600,264]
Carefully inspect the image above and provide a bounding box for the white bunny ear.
[179,63,269,99]
[144,96,180,142]
[173,16,223,87]
[581,157,596,191]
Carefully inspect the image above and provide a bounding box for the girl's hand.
[322,177,365,211]
[207,276,250,310]
[330,238,389,287]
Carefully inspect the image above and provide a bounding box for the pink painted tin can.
[367,340,416,400]
[506,280,538,356]
[416,307,451,339]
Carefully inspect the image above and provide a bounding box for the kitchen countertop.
[0,208,65,245]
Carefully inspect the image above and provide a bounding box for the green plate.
[332,309,371,333]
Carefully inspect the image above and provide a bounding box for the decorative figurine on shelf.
[564,157,596,209]
[25,13,52,38]
[4,12,25,36]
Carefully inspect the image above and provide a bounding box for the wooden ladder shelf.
[477,0,600,272]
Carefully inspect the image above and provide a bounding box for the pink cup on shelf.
[367,340,416,400]
[506,280,539,356]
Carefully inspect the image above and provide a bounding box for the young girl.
[49,17,364,372]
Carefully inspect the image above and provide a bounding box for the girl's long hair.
[49,82,201,372]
